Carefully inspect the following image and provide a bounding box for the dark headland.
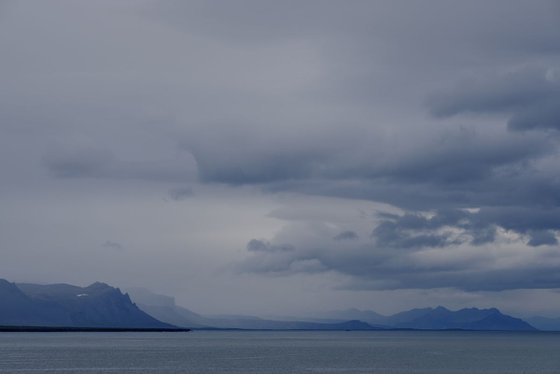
[0,278,186,332]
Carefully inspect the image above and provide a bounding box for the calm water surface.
[1,330,560,373]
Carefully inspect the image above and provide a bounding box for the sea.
[1,330,560,373]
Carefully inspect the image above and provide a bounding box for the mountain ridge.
[127,288,537,331]
[322,306,536,331]
[0,279,174,329]
[0,278,540,331]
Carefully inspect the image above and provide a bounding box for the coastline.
[0,326,190,332]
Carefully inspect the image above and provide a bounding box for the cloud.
[240,205,560,292]
[2,0,560,313]
[372,209,496,248]
[371,220,455,249]
[42,147,196,182]
[429,68,560,131]
[509,100,560,131]
[370,208,560,248]
[241,222,560,292]
[182,124,347,185]
[333,231,359,241]
[246,239,295,253]
[527,230,558,247]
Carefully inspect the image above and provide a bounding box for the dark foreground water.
[1,330,560,373]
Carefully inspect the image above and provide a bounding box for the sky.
[2,0,560,318]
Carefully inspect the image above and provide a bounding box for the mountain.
[0,279,70,326]
[4,279,536,331]
[322,306,536,331]
[390,306,535,331]
[0,279,174,329]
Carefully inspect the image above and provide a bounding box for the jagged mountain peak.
[1,279,174,329]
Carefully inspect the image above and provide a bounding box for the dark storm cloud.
[22,0,560,214]
[180,124,348,185]
[370,208,560,248]
[527,230,558,246]
[430,68,560,131]
[253,131,559,216]
[190,143,322,185]
[3,0,560,302]
[159,0,560,227]
[187,119,552,192]
[372,210,496,248]
[509,101,560,131]
[376,129,549,185]
[241,205,560,290]
[372,220,456,249]
[241,221,560,291]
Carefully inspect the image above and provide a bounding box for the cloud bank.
[2,0,560,314]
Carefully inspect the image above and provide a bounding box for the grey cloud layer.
[241,211,560,291]
[2,0,560,301]
[430,68,560,131]
[43,147,196,182]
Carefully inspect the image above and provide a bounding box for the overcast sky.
[2,0,560,318]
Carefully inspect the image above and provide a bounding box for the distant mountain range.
[127,287,537,331]
[0,279,172,329]
[0,278,545,331]
[320,306,536,331]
